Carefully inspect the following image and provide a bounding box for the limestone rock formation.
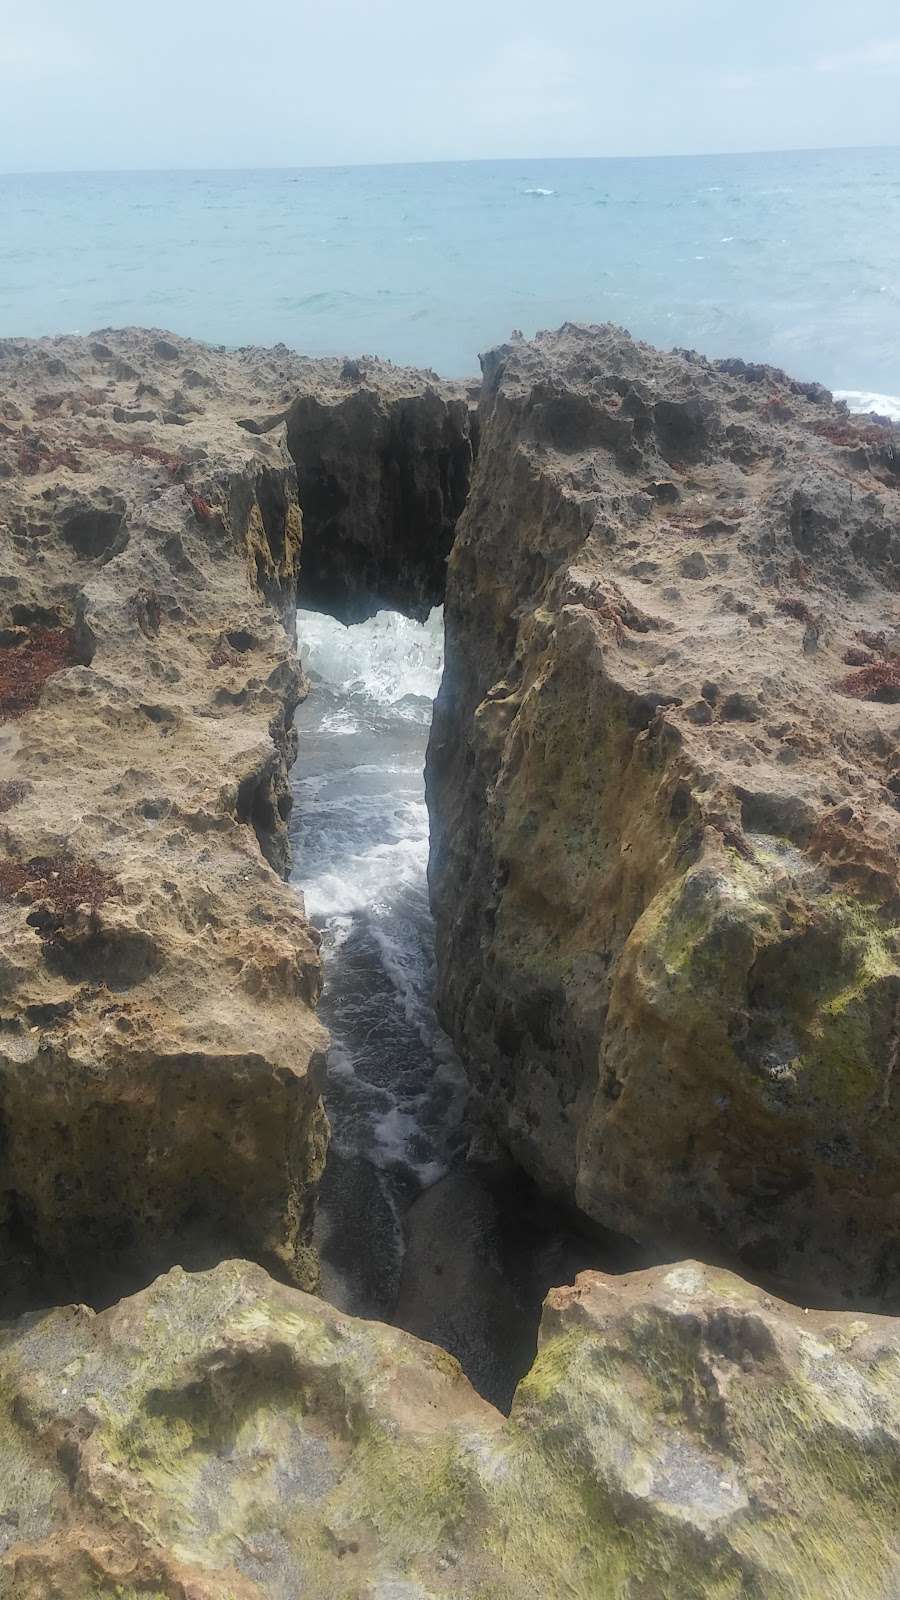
[284,359,475,621]
[2,1254,900,1598]
[428,324,900,1306]
[8,320,900,1598]
[0,328,472,1311]
[0,331,324,1308]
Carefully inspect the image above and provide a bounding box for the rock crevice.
[4,322,900,1597]
[282,359,475,621]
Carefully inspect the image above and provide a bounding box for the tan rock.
[0,328,472,1310]
[0,332,322,1308]
[428,323,900,1306]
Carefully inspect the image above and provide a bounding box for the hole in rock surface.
[289,606,650,1410]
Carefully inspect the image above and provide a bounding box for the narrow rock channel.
[288,603,650,1409]
[288,606,466,1320]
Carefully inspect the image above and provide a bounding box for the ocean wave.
[836,389,900,421]
[523,187,555,197]
[297,605,444,706]
[301,832,428,921]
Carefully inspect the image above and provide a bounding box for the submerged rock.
[428,323,900,1306]
[2,1255,900,1597]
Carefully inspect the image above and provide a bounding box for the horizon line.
[2,141,899,180]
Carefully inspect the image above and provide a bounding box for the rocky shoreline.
[2,323,900,1596]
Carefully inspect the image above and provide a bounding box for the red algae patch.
[837,660,900,702]
[0,856,122,916]
[0,627,82,717]
[91,433,183,475]
[811,417,897,448]
[17,442,82,475]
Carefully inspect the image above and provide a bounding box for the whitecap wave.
[297,605,444,707]
[835,389,900,421]
[302,830,428,921]
[523,186,555,196]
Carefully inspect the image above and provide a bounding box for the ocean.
[1,148,899,410]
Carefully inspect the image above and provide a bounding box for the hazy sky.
[1,0,899,171]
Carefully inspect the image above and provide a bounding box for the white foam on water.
[319,706,361,736]
[298,605,444,709]
[523,187,555,196]
[290,604,467,1312]
[836,389,900,421]
[372,1105,446,1187]
[302,829,428,921]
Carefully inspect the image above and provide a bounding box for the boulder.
[2,1255,900,1597]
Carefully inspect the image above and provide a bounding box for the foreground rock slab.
[2,1256,899,1597]
[429,323,900,1307]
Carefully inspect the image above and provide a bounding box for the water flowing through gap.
[288,606,467,1322]
[288,604,654,1409]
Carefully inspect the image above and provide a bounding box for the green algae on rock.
[3,1257,900,1598]
[428,323,900,1306]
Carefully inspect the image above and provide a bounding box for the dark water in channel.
[287,608,655,1408]
[288,606,466,1320]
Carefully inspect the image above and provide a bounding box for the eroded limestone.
[428,323,900,1305]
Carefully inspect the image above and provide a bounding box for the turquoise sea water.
[1,149,899,402]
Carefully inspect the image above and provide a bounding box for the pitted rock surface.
[428,322,900,1306]
[0,328,472,1309]
[0,329,337,1307]
[3,1256,900,1598]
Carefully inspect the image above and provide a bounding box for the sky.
[1,0,899,172]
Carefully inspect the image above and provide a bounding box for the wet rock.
[284,366,474,621]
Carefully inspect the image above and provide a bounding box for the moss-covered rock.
[3,1258,900,1597]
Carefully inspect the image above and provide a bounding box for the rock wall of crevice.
[428,323,900,1308]
[283,358,476,621]
[0,328,330,1312]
